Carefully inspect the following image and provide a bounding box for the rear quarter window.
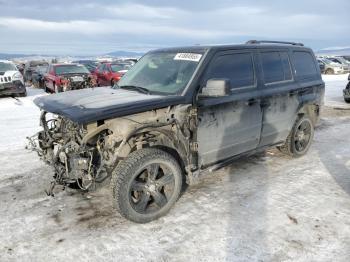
[261,51,292,84]
[292,51,318,79]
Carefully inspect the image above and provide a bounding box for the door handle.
[245,98,259,106]
[260,100,271,108]
[289,90,298,96]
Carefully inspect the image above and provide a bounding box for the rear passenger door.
[258,50,299,146]
[196,50,263,167]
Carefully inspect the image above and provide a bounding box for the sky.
[0,0,349,55]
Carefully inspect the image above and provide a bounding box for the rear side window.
[206,53,255,89]
[261,51,292,84]
[292,51,318,78]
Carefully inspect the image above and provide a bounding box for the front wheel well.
[152,145,186,174]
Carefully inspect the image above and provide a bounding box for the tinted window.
[206,53,255,88]
[292,51,317,77]
[54,65,90,75]
[261,51,292,84]
[280,52,292,80]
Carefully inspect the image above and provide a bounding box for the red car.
[44,63,97,93]
[94,62,130,86]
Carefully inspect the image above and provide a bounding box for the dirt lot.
[0,75,350,261]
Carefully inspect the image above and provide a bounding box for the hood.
[34,87,185,124]
[59,73,89,78]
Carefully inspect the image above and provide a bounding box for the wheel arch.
[125,128,189,168]
[296,102,320,126]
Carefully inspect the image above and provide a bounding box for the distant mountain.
[316,47,350,56]
[0,53,35,60]
[0,50,145,60]
[105,50,144,57]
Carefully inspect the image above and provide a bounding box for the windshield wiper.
[118,85,150,94]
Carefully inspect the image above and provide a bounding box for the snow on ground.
[0,75,350,261]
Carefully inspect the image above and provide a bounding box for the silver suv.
[319,57,350,74]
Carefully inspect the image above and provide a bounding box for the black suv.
[31,40,324,223]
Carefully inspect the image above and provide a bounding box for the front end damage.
[28,106,197,195]
[0,80,26,96]
[60,74,97,92]
[27,112,107,195]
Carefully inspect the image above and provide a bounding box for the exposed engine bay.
[28,112,107,195]
[27,106,194,196]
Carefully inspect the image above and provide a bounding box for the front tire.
[111,148,183,223]
[278,115,314,157]
[325,68,334,75]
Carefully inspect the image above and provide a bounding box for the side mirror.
[200,78,231,97]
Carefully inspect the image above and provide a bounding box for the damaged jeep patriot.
[30,40,324,223]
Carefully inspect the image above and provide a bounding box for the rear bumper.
[0,81,26,96]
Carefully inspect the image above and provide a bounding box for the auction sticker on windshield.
[174,53,202,62]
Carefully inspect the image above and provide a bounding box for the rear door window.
[292,51,318,78]
[205,52,255,89]
[261,51,292,84]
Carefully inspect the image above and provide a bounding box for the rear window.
[292,51,318,78]
[111,64,130,72]
[206,53,255,89]
[54,64,90,75]
[261,51,292,84]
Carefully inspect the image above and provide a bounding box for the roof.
[150,41,310,54]
[52,63,81,66]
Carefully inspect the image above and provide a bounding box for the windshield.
[0,62,17,72]
[336,57,350,64]
[322,58,336,65]
[117,51,203,94]
[54,64,90,75]
[111,64,130,72]
[35,65,48,74]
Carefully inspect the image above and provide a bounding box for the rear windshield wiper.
[118,85,150,94]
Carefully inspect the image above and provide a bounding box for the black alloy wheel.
[111,148,182,223]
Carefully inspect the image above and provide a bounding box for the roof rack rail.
[245,40,304,46]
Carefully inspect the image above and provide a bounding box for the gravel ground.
[0,74,350,262]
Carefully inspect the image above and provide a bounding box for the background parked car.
[0,60,26,97]
[328,57,350,67]
[23,60,49,82]
[340,56,350,62]
[32,64,49,89]
[94,62,131,86]
[44,63,97,93]
[320,58,348,74]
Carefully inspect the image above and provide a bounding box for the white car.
[0,60,26,97]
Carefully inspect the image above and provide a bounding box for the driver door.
[196,50,263,167]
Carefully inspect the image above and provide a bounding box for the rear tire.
[278,115,314,157]
[111,148,183,223]
[54,83,61,93]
